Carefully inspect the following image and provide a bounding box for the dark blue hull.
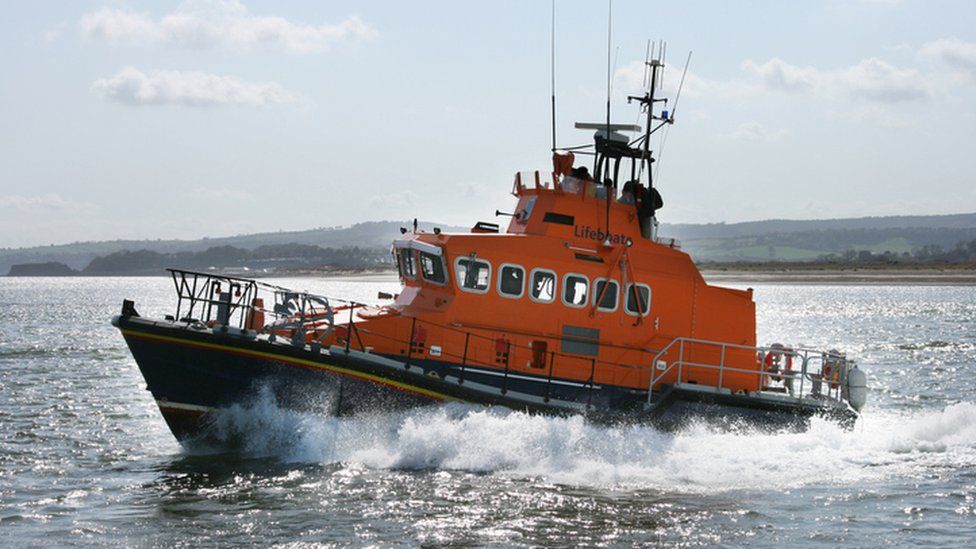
[113,314,856,443]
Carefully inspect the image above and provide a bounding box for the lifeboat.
[112,51,865,443]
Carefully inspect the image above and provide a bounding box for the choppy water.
[1,277,975,546]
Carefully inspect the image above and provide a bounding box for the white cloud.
[91,67,300,107]
[848,106,912,130]
[614,61,759,102]
[369,190,417,210]
[0,193,98,217]
[741,58,817,94]
[729,121,786,142]
[920,37,976,75]
[615,48,949,133]
[81,8,157,43]
[0,195,96,248]
[191,187,255,201]
[79,0,376,54]
[840,58,930,102]
[742,57,930,102]
[617,53,933,108]
[42,22,68,43]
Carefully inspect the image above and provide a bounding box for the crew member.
[635,183,663,239]
[620,180,638,204]
[570,166,592,180]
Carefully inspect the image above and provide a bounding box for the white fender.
[846,367,867,412]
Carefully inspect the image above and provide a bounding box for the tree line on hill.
[0,220,454,274]
[676,226,976,262]
[7,243,392,276]
[818,238,976,264]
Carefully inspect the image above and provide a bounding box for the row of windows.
[396,248,651,316]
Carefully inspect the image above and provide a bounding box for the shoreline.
[700,268,976,285]
[7,267,976,286]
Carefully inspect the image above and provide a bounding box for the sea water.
[0,277,974,546]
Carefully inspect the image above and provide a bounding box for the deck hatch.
[542,212,575,225]
[560,325,600,357]
[472,221,500,233]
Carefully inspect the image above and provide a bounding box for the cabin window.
[498,263,525,298]
[562,274,589,307]
[455,257,491,293]
[518,197,537,224]
[593,279,619,311]
[529,268,556,303]
[419,252,446,285]
[625,283,651,316]
[396,248,415,279]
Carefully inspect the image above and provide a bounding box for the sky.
[1,0,975,248]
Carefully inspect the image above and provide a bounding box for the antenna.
[603,0,613,246]
[550,0,557,152]
[660,41,667,89]
[655,50,692,184]
[671,51,692,119]
[604,0,612,181]
[611,46,619,95]
[635,39,651,131]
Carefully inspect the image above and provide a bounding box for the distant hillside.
[0,221,461,275]
[664,213,976,240]
[5,212,976,273]
[80,244,390,276]
[660,214,976,262]
[7,262,77,276]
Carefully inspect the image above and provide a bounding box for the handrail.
[167,269,347,341]
[162,269,853,412]
[164,269,654,385]
[646,336,854,409]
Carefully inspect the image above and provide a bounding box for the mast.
[604,0,612,183]
[550,0,557,152]
[643,57,660,189]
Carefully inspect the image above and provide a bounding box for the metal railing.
[646,337,853,407]
[164,270,658,406]
[347,313,626,407]
[163,269,854,411]
[168,269,339,343]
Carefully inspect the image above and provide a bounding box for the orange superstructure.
[313,52,765,396]
[320,167,759,395]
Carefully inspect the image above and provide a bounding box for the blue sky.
[1,0,975,247]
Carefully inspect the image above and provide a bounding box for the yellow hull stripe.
[121,328,456,402]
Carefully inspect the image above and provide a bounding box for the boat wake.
[195,390,976,493]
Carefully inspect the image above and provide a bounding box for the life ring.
[822,350,842,389]
[764,344,792,382]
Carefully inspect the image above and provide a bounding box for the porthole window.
[455,257,491,293]
[529,268,556,303]
[593,279,619,311]
[625,283,651,316]
[419,252,446,285]
[562,274,589,307]
[498,264,525,298]
[396,248,415,279]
